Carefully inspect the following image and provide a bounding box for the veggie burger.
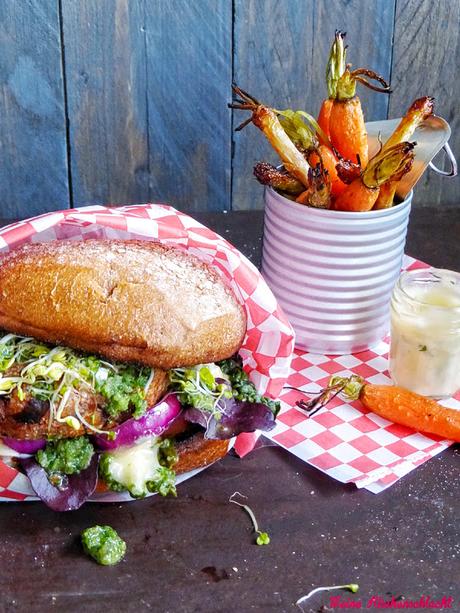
[0,240,278,510]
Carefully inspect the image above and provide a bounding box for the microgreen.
[0,332,153,435]
[229,491,270,546]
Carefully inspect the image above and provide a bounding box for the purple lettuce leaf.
[20,454,99,512]
[184,397,276,440]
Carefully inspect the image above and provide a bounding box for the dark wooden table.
[0,208,459,613]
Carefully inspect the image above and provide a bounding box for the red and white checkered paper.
[0,203,295,502]
[264,256,458,493]
[0,208,456,500]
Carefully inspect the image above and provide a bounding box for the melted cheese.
[107,438,161,496]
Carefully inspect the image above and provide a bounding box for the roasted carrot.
[295,162,331,209]
[317,31,347,141]
[330,92,369,167]
[298,375,460,441]
[320,32,391,168]
[229,86,311,188]
[276,108,344,198]
[372,158,413,210]
[381,96,434,152]
[317,99,333,141]
[318,145,347,196]
[253,162,304,195]
[334,142,415,212]
[373,96,434,209]
[359,384,460,441]
[332,176,378,212]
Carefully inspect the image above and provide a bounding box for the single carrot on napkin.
[298,375,460,442]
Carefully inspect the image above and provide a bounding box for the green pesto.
[81,525,126,566]
[36,437,94,475]
[97,365,150,419]
[218,358,280,416]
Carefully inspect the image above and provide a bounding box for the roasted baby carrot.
[374,97,434,209]
[320,32,391,168]
[229,86,311,188]
[253,162,304,195]
[317,31,347,141]
[318,145,347,196]
[334,142,415,212]
[381,96,434,152]
[298,375,460,442]
[276,108,344,198]
[295,162,331,208]
[359,384,460,441]
[317,98,333,141]
[329,92,369,167]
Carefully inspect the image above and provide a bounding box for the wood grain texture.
[144,0,232,212]
[389,0,460,206]
[63,0,231,212]
[232,0,396,210]
[0,212,458,613]
[62,0,150,207]
[0,1,69,217]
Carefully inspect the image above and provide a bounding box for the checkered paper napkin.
[262,256,459,494]
[0,207,456,500]
[0,203,295,502]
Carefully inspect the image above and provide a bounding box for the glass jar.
[389,268,460,399]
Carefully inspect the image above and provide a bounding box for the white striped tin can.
[261,188,413,354]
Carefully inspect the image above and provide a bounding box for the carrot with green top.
[319,32,392,168]
[298,375,460,442]
[317,31,347,142]
[333,142,415,212]
[276,108,344,197]
[229,86,332,208]
[229,86,311,188]
[373,96,434,209]
[330,67,391,168]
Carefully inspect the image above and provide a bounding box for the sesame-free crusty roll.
[0,240,246,369]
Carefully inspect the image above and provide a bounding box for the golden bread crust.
[174,432,229,474]
[0,240,246,369]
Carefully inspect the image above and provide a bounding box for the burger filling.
[0,332,279,510]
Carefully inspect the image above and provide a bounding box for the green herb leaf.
[256,531,270,546]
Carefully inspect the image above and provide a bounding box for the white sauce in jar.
[389,269,460,398]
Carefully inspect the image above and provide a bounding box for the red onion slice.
[2,437,47,454]
[93,394,182,450]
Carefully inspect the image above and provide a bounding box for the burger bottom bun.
[175,433,230,474]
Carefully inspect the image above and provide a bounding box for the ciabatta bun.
[0,240,246,369]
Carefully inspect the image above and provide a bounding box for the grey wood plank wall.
[0,0,458,217]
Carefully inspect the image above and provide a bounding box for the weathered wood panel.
[63,0,232,212]
[144,0,232,212]
[390,0,460,206]
[0,1,69,217]
[232,0,396,210]
[0,0,457,216]
[62,0,149,207]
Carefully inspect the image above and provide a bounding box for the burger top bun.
[0,240,246,369]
